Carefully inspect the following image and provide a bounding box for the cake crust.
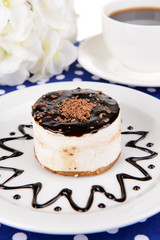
[35,151,121,176]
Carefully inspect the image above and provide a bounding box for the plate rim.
[0,81,160,234]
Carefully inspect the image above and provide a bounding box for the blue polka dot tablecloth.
[0,59,160,240]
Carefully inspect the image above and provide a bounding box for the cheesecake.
[32,88,121,176]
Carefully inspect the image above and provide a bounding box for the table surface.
[0,58,160,240]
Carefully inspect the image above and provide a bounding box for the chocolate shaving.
[57,96,96,122]
[99,113,106,119]
[57,90,62,95]
[104,118,109,123]
[106,106,111,114]
[51,95,57,99]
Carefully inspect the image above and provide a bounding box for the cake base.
[35,151,121,177]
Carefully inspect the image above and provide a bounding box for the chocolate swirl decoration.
[0,125,158,212]
[32,88,120,136]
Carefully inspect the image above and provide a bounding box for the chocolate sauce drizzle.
[13,194,21,200]
[0,127,158,212]
[98,203,106,209]
[54,206,62,212]
[0,124,33,161]
[133,186,140,191]
[148,164,155,169]
[128,126,133,130]
[146,143,154,147]
[9,132,15,136]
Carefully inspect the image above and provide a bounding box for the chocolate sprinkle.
[32,88,120,136]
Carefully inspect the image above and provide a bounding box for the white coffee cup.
[102,0,160,72]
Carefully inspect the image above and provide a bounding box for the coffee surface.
[109,7,160,25]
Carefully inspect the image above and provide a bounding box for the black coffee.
[109,7,160,25]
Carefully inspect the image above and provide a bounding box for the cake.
[32,88,121,176]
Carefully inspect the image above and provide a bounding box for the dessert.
[32,88,121,176]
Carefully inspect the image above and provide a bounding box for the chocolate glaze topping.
[32,88,120,136]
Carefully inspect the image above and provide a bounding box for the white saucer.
[78,34,160,87]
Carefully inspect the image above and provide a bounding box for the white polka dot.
[37,78,48,85]
[73,78,82,82]
[134,234,149,240]
[139,218,147,222]
[16,85,26,90]
[74,234,88,240]
[106,228,119,234]
[56,74,65,80]
[0,89,5,95]
[91,75,100,80]
[147,88,157,93]
[74,70,84,76]
[76,63,82,68]
[12,232,27,240]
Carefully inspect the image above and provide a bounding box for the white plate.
[0,81,160,234]
[78,34,160,87]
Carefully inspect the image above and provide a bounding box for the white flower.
[0,0,77,86]
[31,0,77,42]
[0,0,34,42]
[29,28,77,82]
[0,36,42,85]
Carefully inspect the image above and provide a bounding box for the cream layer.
[33,112,121,173]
